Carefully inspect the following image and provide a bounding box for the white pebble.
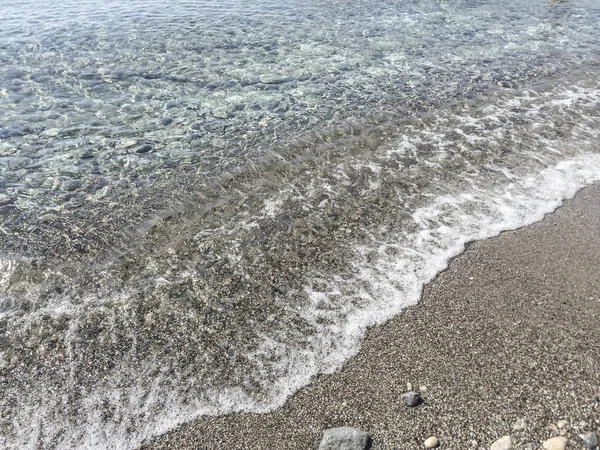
[43,129,59,137]
[490,435,513,450]
[543,436,568,450]
[424,436,439,448]
[419,385,427,393]
[556,420,568,430]
[512,417,526,431]
[407,382,413,391]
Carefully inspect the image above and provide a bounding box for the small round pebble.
[401,391,423,407]
[543,436,568,450]
[556,420,568,430]
[581,432,599,449]
[424,436,439,448]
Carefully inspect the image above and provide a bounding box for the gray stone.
[401,391,423,407]
[581,432,599,449]
[318,427,370,450]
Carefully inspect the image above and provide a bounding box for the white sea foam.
[258,153,600,403]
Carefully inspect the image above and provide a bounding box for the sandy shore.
[143,183,600,450]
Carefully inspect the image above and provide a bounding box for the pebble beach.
[2,1,600,448]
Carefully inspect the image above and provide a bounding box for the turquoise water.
[1,0,600,448]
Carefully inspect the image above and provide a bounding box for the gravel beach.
[143,183,600,450]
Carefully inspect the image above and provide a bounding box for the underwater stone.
[136,145,152,154]
[0,195,13,206]
[61,180,82,192]
[6,157,28,170]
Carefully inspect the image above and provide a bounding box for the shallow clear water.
[1,0,600,448]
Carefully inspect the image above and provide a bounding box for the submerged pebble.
[136,144,153,154]
[60,179,82,192]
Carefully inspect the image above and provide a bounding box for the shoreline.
[144,183,600,450]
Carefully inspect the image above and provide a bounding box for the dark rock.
[318,427,370,450]
[401,391,423,407]
[136,145,152,154]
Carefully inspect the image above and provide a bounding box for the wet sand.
[143,183,600,450]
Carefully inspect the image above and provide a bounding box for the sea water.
[1,0,600,448]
